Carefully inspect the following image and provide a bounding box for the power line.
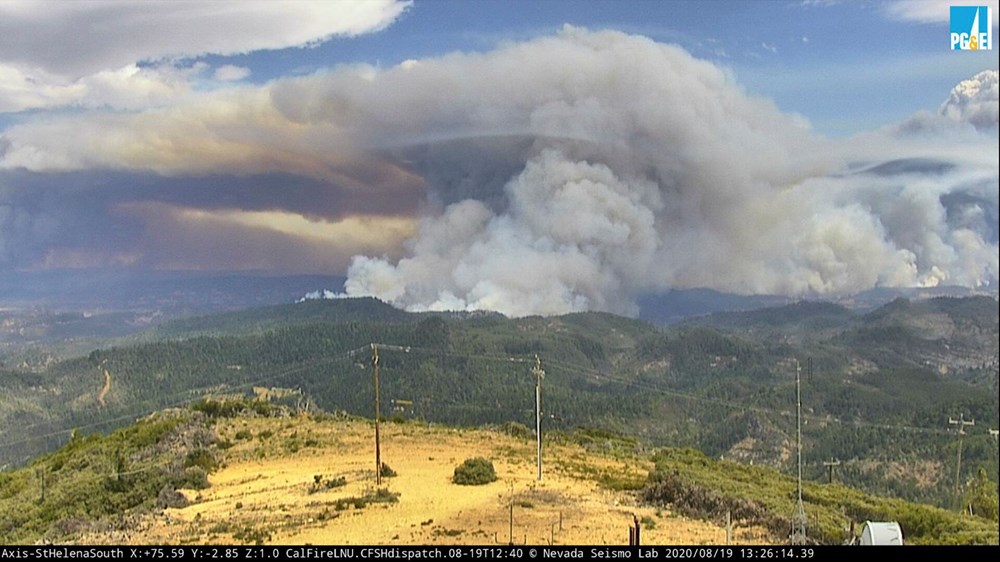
[0,345,371,452]
[540,358,957,437]
[383,344,988,439]
[283,342,975,440]
[371,343,531,364]
[5,341,989,461]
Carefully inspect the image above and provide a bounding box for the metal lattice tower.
[790,359,807,545]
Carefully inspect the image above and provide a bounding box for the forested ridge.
[1,296,997,511]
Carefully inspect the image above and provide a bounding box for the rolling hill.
[1,296,997,513]
[1,402,995,545]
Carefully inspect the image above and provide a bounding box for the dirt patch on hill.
[84,417,770,545]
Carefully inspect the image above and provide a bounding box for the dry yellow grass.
[88,416,769,546]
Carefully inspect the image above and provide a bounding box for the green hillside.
[0,408,222,544]
[644,448,998,545]
[1,403,995,545]
[1,296,997,513]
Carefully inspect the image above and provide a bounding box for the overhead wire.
[0,345,371,452]
[3,338,978,457]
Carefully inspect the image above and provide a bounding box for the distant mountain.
[636,285,994,326]
[148,297,413,339]
[0,269,346,313]
[0,271,348,359]
[637,289,792,325]
[683,300,855,331]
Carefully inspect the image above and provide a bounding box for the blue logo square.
[951,6,992,50]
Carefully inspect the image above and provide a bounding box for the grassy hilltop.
[1,400,996,545]
[1,296,997,516]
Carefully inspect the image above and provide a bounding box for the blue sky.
[0,1,996,313]
[3,1,994,134]
[201,0,998,136]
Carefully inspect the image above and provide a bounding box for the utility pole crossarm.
[947,413,975,512]
[948,414,976,434]
[823,458,841,484]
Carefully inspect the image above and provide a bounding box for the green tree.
[965,467,998,521]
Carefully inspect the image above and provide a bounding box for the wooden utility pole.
[823,458,841,484]
[948,413,975,512]
[373,344,382,486]
[533,354,545,481]
[990,428,998,504]
[508,484,515,546]
[790,359,807,545]
[628,514,641,546]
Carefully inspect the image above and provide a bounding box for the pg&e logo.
[951,6,992,50]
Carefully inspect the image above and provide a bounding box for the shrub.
[310,474,347,493]
[380,463,397,478]
[333,489,399,511]
[501,422,532,440]
[367,488,400,504]
[453,457,497,486]
[179,466,210,490]
[184,449,218,472]
[233,524,271,545]
[156,485,188,509]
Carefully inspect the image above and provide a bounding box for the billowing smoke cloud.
[1,28,996,315]
[939,69,999,132]
[328,30,998,315]
[296,289,340,303]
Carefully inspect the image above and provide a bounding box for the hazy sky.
[0,0,997,315]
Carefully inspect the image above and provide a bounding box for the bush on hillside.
[453,457,497,486]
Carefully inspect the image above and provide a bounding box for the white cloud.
[0,0,409,112]
[883,0,1000,25]
[0,62,205,112]
[213,65,251,82]
[0,0,410,77]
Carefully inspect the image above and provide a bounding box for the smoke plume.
[334,29,998,315]
[1,28,996,315]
